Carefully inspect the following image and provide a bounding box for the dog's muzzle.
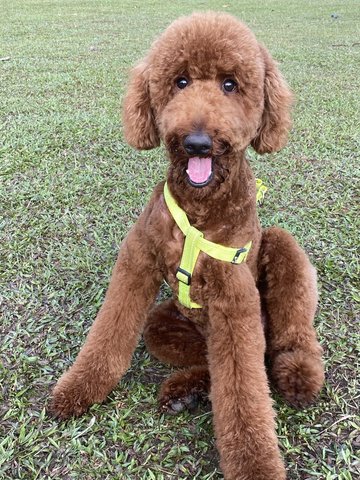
[183,133,213,187]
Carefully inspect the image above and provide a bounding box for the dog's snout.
[183,133,212,156]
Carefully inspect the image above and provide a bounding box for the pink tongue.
[186,157,212,184]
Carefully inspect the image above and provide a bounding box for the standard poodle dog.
[51,12,324,479]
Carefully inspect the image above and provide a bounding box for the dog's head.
[123,12,292,192]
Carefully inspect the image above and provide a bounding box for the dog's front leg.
[205,263,286,480]
[51,209,162,419]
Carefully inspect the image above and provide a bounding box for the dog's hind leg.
[144,299,210,413]
[143,299,207,367]
[258,226,324,407]
[158,365,210,414]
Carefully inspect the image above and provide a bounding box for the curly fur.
[51,12,324,479]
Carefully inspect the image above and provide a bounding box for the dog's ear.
[122,61,160,150]
[251,45,293,154]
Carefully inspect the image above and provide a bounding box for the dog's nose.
[183,133,212,156]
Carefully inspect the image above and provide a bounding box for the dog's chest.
[162,224,184,288]
[151,191,260,324]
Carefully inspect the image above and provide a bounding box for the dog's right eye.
[176,77,189,89]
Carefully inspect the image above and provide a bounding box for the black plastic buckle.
[176,267,192,285]
[232,248,246,264]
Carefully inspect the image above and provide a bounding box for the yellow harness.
[163,179,267,309]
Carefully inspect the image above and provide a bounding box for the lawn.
[0,0,359,479]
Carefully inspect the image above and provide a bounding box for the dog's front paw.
[50,372,101,419]
[271,349,324,407]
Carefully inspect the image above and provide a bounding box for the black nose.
[183,132,212,156]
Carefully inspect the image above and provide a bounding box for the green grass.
[1,0,359,478]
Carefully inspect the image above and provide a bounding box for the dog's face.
[123,13,292,192]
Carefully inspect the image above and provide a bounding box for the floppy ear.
[251,45,293,154]
[122,61,160,150]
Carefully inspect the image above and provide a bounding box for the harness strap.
[164,182,258,309]
[256,178,267,205]
[176,226,203,308]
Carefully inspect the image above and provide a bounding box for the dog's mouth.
[186,156,213,187]
[166,135,231,189]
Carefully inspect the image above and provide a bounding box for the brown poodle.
[51,12,324,479]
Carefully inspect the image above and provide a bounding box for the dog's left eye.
[222,79,237,93]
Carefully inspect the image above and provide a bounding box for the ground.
[0,1,359,479]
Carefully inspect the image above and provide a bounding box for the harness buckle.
[232,248,246,264]
[176,267,192,285]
